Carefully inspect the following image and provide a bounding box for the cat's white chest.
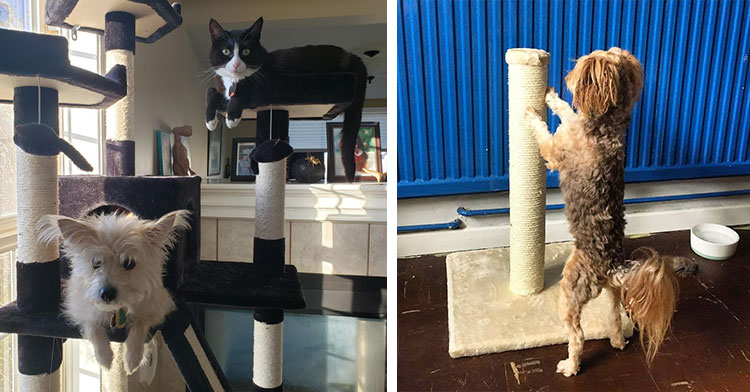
[221,76,238,100]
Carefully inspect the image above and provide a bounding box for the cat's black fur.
[14,124,93,171]
[205,17,367,182]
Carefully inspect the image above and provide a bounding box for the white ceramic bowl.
[690,223,739,261]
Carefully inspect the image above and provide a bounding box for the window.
[59,29,104,175]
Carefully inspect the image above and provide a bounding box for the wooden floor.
[398,228,750,391]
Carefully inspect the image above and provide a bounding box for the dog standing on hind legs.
[524,47,679,376]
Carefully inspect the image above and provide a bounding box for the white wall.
[133,25,208,176]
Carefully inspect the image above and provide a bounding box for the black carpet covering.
[179,263,306,310]
[0,28,127,108]
[45,0,183,44]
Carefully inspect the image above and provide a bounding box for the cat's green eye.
[242,48,250,56]
[222,48,231,56]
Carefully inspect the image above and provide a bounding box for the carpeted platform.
[446,242,633,358]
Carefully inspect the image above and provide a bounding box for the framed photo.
[207,123,222,177]
[156,130,172,175]
[231,137,256,182]
[326,122,382,182]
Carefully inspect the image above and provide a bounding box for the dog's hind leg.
[557,249,600,377]
[606,286,628,350]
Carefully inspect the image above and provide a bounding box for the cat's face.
[209,17,265,81]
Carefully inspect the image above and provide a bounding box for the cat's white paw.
[206,118,218,131]
[225,117,241,129]
[124,343,145,375]
[94,343,113,369]
[556,358,579,377]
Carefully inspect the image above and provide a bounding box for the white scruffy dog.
[38,209,190,374]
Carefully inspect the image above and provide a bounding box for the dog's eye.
[242,48,250,56]
[91,259,101,269]
[123,258,136,270]
[222,48,231,56]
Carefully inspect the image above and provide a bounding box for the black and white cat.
[205,17,368,182]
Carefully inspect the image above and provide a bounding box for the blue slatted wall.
[397,0,750,198]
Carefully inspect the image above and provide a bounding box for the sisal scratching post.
[252,109,292,391]
[253,159,286,390]
[506,49,549,296]
[100,344,128,392]
[14,87,62,391]
[104,11,136,176]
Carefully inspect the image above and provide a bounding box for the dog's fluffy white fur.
[38,209,190,374]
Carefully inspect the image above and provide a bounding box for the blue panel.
[398,0,750,198]
[421,0,445,180]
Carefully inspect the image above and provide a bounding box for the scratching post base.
[446,242,633,358]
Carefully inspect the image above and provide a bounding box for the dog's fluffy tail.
[620,247,679,364]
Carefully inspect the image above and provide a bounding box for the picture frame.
[156,130,172,176]
[326,122,382,182]
[231,137,256,182]
[207,123,223,177]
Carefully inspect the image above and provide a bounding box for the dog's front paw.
[124,343,145,375]
[545,87,559,104]
[610,336,629,350]
[94,343,114,369]
[524,106,542,122]
[556,358,579,377]
[225,116,241,129]
[206,118,219,131]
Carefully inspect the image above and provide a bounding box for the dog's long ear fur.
[144,210,192,250]
[568,56,620,116]
[37,215,96,244]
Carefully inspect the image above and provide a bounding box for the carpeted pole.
[104,11,136,176]
[253,109,289,391]
[13,86,63,392]
[505,49,550,296]
[102,12,136,387]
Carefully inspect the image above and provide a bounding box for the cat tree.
[0,27,127,391]
[445,48,633,358]
[46,0,183,175]
[0,3,360,391]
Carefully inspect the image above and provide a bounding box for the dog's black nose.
[100,286,117,303]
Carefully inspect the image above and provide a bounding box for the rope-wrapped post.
[104,11,136,176]
[253,109,289,391]
[505,48,550,296]
[13,86,63,391]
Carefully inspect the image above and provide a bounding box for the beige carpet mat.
[446,242,633,358]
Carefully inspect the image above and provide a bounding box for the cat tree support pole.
[14,87,63,392]
[104,11,136,176]
[101,12,136,390]
[253,109,290,392]
[505,49,550,296]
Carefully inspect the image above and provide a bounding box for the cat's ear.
[209,18,227,41]
[245,17,263,42]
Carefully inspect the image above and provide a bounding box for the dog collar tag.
[110,308,128,329]
[229,82,237,98]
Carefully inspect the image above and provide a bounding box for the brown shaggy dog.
[524,47,679,377]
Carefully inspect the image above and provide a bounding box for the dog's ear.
[144,210,192,249]
[569,56,619,116]
[37,215,95,244]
